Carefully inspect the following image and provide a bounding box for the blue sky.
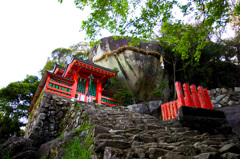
[0,0,95,88]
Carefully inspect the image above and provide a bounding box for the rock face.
[89,36,170,102]
[0,137,37,159]
[219,105,240,138]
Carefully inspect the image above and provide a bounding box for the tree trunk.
[173,60,177,99]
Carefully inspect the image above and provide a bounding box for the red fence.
[45,77,73,98]
[161,82,213,120]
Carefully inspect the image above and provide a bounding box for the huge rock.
[147,100,163,118]
[89,36,170,102]
[128,103,150,115]
[0,137,37,159]
[219,105,240,138]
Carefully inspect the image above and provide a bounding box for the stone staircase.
[1,92,240,159]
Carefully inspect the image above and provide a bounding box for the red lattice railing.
[161,82,213,120]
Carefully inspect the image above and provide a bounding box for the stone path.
[63,102,240,159]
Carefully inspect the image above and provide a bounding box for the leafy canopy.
[59,0,239,59]
[39,41,90,76]
[0,75,39,144]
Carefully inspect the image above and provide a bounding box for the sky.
[0,0,96,88]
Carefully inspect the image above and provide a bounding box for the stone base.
[163,106,233,135]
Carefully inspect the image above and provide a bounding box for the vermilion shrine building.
[29,56,119,113]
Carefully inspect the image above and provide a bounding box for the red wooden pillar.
[96,80,102,104]
[163,103,168,120]
[161,104,165,120]
[173,100,178,117]
[183,83,194,106]
[197,86,208,109]
[167,102,171,119]
[169,102,174,119]
[204,88,214,110]
[170,101,173,118]
[175,82,185,107]
[71,73,78,98]
[190,85,201,108]
[176,99,181,109]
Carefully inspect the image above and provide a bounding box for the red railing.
[45,77,73,98]
[101,95,119,106]
[161,82,213,120]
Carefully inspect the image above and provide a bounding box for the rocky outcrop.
[219,105,240,138]
[0,137,37,159]
[209,87,240,108]
[127,100,163,119]
[89,36,170,102]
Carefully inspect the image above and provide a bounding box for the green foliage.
[39,59,60,76]
[151,81,169,98]
[113,89,133,106]
[74,103,82,111]
[0,75,39,144]
[60,0,239,53]
[63,116,94,159]
[105,75,120,89]
[39,42,90,76]
[1,149,11,159]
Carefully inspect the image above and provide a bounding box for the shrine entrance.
[76,76,97,103]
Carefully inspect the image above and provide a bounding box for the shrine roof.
[55,64,65,71]
[62,56,118,77]
[52,64,65,73]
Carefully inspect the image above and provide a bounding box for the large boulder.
[89,36,170,102]
[128,103,150,115]
[219,105,240,138]
[0,137,37,159]
[147,100,163,119]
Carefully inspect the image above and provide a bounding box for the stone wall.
[209,87,240,108]
[24,92,71,147]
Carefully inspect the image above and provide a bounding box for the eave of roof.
[62,56,118,77]
[52,63,65,73]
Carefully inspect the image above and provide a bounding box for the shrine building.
[29,56,119,113]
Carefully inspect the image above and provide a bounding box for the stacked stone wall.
[24,92,71,146]
[209,87,240,108]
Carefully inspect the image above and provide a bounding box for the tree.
[39,59,58,76]
[158,21,213,97]
[0,75,39,144]
[113,89,133,106]
[39,42,90,76]
[59,0,239,59]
